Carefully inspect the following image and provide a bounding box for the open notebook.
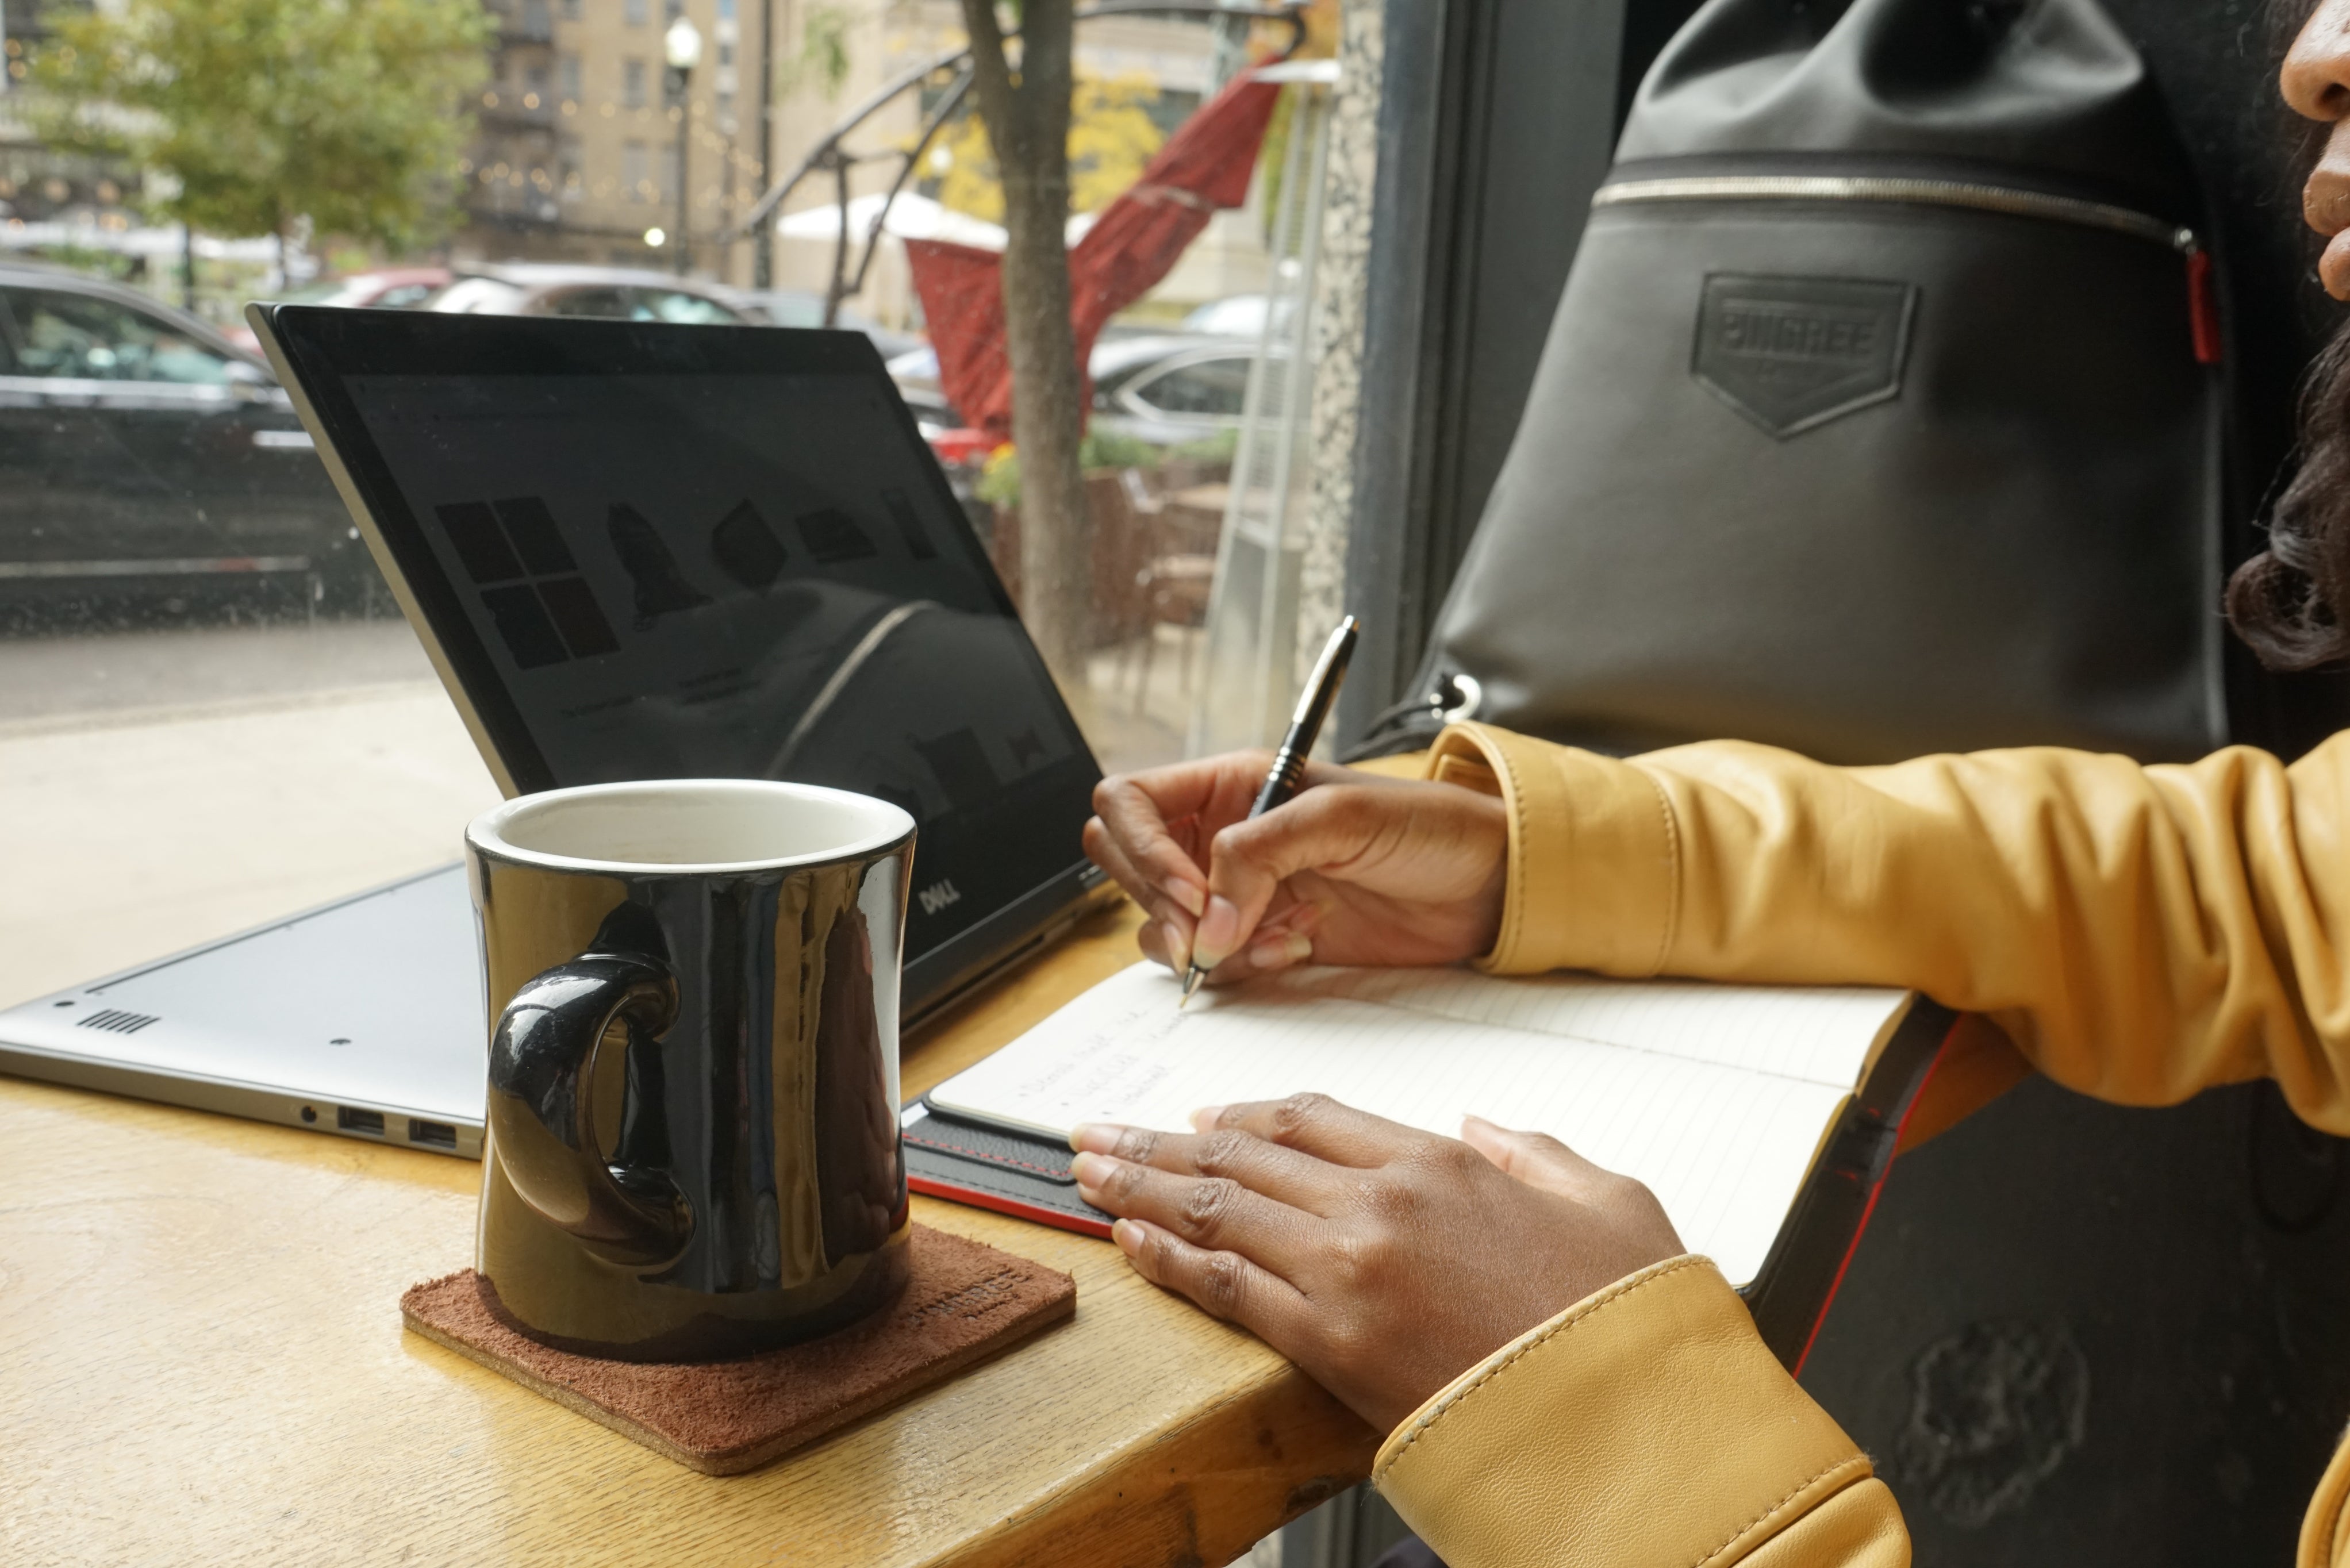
[902,962,1957,1366]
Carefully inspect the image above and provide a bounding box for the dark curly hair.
[2228,327,2350,670]
[2226,0,2350,670]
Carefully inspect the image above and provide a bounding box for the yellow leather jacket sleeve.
[1378,721,2350,1568]
[1374,1256,1905,1567]
[1427,721,2350,1128]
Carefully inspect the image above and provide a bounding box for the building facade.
[1,0,139,236]
[460,0,1248,326]
[464,0,775,274]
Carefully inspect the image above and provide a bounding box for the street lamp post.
[663,13,704,276]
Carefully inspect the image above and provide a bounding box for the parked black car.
[0,263,367,624]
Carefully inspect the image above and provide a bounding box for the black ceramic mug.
[464,778,916,1361]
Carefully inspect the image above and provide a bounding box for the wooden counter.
[0,900,1378,1566]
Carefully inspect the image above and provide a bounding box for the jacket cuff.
[1372,1256,1875,1568]
[1423,722,1679,975]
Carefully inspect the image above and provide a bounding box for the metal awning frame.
[724,0,1308,326]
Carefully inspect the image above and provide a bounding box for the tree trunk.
[959,0,1089,685]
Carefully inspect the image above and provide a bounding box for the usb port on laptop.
[406,1118,457,1150]
[336,1106,385,1136]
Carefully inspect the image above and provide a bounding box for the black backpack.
[1361,0,2226,765]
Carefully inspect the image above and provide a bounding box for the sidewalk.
[0,683,499,1008]
[0,616,1202,1009]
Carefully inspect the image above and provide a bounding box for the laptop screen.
[258,308,1101,971]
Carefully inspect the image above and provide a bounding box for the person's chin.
[2322,228,2350,299]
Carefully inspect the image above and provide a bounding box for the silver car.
[423,263,762,324]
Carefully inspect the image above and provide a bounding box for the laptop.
[0,307,1113,1156]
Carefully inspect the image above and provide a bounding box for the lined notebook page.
[1258,966,1910,1087]
[927,963,1914,1287]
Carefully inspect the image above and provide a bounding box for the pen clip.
[1291,616,1360,729]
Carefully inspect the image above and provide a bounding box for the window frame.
[1338,0,1653,743]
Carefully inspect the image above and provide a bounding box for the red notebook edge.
[907,1171,1113,1240]
[1788,1011,1965,1377]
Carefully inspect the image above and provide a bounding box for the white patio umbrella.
[774,192,1008,250]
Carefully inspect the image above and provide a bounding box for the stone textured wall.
[1293,0,1384,698]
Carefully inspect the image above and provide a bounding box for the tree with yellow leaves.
[930,73,1167,223]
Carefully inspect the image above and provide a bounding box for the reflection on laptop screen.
[334,363,1099,962]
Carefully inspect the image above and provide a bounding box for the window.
[0,6,1324,1031]
[763,294,825,326]
[1,288,236,384]
[535,288,737,325]
[631,290,739,325]
[1126,355,1251,419]
[541,287,632,318]
[432,277,531,314]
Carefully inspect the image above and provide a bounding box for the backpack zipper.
[1592,174,2197,255]
[1592,174,2221,364]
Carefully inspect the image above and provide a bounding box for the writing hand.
[1082,754,1507,987]
[1070,1094,1684,1433]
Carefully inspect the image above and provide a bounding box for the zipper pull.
[2182,237,2222,367]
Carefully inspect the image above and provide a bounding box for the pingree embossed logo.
[1692,274,1917,438]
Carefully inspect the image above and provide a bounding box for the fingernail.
[1159,920,1192,972]
[1195,895,1242,967]
[1188,1105,1227,1131]
[1111,1218,1146,1257]
[1170,879,1206,917]
[1069,1123,1123,1155]
[1070,1151,1114,1190]
[1247,931,1313,970]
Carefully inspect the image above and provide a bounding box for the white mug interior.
[469,779,913,874]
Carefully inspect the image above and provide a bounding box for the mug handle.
[486,952,692,1265]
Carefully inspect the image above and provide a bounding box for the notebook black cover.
[903,1103,1111,1236]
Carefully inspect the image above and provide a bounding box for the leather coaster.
[401,1224,1075,1474]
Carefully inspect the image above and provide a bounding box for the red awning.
[905,68,1284,441]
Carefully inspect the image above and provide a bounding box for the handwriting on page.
[997,978,1189,1116]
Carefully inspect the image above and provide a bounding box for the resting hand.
[1082,754,1507,985]
[1070,1094,1684,1433]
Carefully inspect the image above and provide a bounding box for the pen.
[1180,614,1360,1008]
